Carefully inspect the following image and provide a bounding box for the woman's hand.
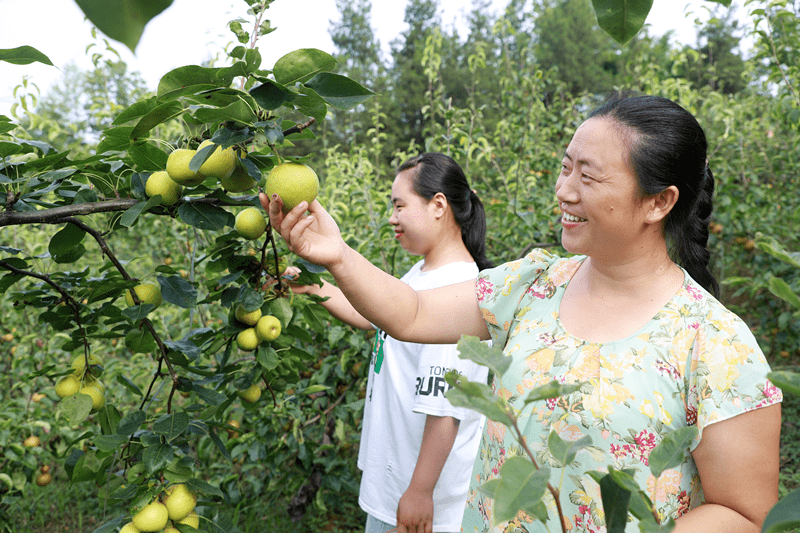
[259,193,347,271]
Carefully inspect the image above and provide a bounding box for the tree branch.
[55,217,178,386]
[0,198,140,226]
[282,117,316,137]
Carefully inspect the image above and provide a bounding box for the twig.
[509,416,568,533]
[282,118,316,137]
[0,259,91,358]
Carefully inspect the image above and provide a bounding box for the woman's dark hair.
[397,153,493,270]
[589,94,719,298]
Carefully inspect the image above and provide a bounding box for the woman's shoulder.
[673,274,758,341]
[481,248,580,283]
[476,248,581,305]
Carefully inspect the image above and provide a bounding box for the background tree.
[17,60,149,151]
[681,7,746,94]
[389,0,441,147]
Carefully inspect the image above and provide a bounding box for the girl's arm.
[262,194,490,343]
[290,275,374,331]
[396,415,460,533]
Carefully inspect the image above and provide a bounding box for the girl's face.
[388,170,439,257]
[555,117,653,261]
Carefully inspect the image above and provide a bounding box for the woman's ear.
[646,185,679,225]
[431,192,449,219]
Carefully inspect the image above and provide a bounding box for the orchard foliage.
[1,0,800,532]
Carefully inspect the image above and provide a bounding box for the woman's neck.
[420,227,473,272]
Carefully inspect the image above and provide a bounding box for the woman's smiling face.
[555,117,653,261]
[388,169,438,257]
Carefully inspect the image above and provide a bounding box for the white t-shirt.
[357,260,489,531]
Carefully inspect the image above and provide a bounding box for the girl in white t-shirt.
[284,153,491,533]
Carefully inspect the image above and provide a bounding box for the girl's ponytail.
[398,153,493,270]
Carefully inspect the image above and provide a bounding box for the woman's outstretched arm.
[262,194,489,344]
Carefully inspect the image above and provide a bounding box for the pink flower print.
[476,277,494,302]
[538,332,556,346]
[573,505,602,533]
[610,443,627,459]
[633,430,659,466]
[685,284,704,302]
[676,490,691,517]
[760,380,783,406]
[655,358,680,380]
[685,404,698,426]
[526,283,548,299]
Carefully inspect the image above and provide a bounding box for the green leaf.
[768,371,800,396]
[273,49,338,85]
[524,380,582,405]
[129,141,168,170]
[599,472,632,533]
[250,80,296,110]
[256,345,281,370]
[62,393,94,425]
[767,277,800,310]
[208,428,232,463]
[0,46,54,66]
[648,426,698,478]
[143,442,174,475]
[269,297,293,327]
[91,518,126,533]
[178,202,233,231]
[186,477,224,498]
[294,89,329,123]
[116,375,144,398]
[477,478,501,499]
[74,0,173,52]
[130,101,184,139]
[755,235,800,268]
[591,0,654,44]
[48,222,87,257]
[304,72,374,111]
[157,275,197,309]
[97,405,122,436]
[119,197,162,227]
[158,65,233,96]
[547,432,592,467]
[493,457,550,525]
[122,303,157,322]
[191,99,259,127]
[762,489,800,533]
[94,434,128,452]
[193,385,227,406]
[445,375,513,424]
[153,412,190,441]
[125,327,157,354]
[117,410,147,436]
[456,336,510,376]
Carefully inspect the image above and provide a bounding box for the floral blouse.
[461,249,782,533]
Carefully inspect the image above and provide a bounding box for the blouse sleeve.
[686,307,783,451]
[475,248,558,350]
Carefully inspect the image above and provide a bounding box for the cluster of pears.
[120,483,200,533]
[54,354,106,411]
[233,304,282,353]
[146,140,258,206]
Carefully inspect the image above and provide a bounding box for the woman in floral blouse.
[263,94,782,533]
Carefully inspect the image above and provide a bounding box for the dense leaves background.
[1,0,799,532]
